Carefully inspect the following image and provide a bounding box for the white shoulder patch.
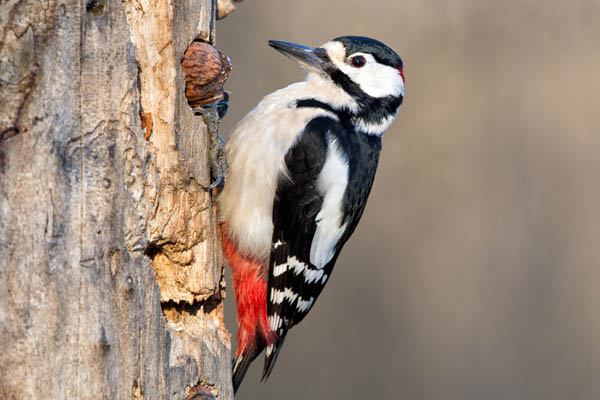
[309,135,349,268]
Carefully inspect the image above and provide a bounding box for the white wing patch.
[297,297,315,313]
[270,288,299,305]
[272,263,287,277]
[288,256,307,275]
[304,268,325,284]
[269,313,283,330]
[272,256,307,277]
[309,136,349,268]
[272,255,326,284]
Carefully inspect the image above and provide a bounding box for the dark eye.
[351,55,366,68]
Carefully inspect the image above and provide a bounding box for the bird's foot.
[193,96,229,191]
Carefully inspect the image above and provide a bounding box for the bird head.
[269,36,404,135]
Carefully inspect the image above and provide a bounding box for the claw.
[193,104,228,192]
[205,174,223,190]
[216,92,230,119]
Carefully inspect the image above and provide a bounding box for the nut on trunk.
[182,42,232,108]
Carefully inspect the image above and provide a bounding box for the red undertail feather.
[220,223,276,392]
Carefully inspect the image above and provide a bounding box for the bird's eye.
[350,55,366,68]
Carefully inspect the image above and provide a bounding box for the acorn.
[181,42,232,108]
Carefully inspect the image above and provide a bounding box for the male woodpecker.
[218,36,405,393]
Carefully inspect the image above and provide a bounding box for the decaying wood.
[0,0,233,399]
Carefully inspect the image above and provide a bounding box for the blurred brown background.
[217,1,600,399]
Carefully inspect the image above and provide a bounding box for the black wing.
[262,115,382,378]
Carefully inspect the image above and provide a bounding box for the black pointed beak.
[268,40,329,72]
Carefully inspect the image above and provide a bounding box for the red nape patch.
[220,223,276,357]
[395,66,405,84]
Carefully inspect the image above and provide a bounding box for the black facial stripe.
[327,67,366,102]
[296,93,402,132]
[356,95,403,124]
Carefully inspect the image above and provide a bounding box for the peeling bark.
[0,0,232,399]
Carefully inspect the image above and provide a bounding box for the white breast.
[218,81,339,260]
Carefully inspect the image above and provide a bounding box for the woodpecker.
[218,36,405,393]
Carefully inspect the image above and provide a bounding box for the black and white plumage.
[218,36,405,392]
[263,112,385,376]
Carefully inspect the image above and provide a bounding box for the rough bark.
[0,0,232,399]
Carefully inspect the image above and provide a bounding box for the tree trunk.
[0,0,233,399]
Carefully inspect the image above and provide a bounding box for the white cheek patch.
[322,41,404,99]
[339,53,404,98]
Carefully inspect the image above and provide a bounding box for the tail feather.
[232,346,260,394]
[262,329,288,382]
